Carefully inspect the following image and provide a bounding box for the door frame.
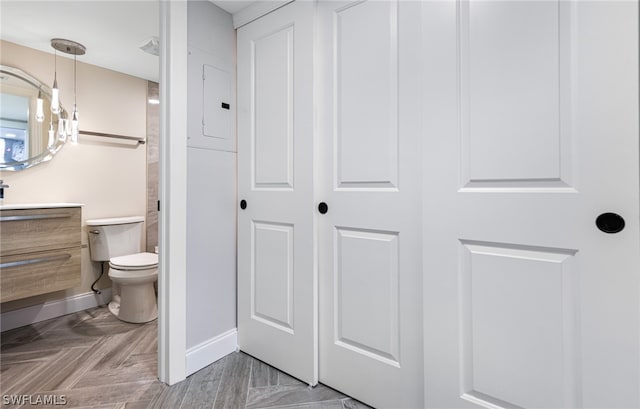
[157,0,188,386]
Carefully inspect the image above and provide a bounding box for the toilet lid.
[110,252,158,269]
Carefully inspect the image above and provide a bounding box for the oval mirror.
[0,65,68,171]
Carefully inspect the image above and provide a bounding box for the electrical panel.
[187,47,235,152]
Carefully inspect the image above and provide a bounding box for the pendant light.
[71,53,79,144]
[48,118,55,147]
[50,38,85,144]
[36,88,45,122]
[58,111,67,142]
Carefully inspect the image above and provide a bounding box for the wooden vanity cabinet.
[0,206,82,302]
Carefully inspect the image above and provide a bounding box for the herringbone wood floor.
[0,307,371,409]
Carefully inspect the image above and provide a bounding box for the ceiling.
[0,1,255,83]
[211,1,256,14]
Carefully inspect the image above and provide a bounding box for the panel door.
[423,1,640,408]
[317,1,423,407]
[237,0,317,385]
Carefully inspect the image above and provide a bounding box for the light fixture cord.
[54,49,57,82]
[74,53,77,107]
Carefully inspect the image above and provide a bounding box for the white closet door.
[237,0,317,385]
[317,1,423,407]
[423,1,640,408]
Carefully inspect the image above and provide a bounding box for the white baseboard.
[186,328,237,376]
[1,289,112,332]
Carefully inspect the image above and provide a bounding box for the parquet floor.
[0,307,371,409]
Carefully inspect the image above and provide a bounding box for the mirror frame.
[0,65,68,171]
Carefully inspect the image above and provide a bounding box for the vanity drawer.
[0,207,81,256]
[0,247,81,302]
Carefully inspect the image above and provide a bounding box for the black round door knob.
[318,202,328,214]
[240,200,247,210]
[596,212,625,234]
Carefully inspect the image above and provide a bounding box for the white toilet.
[86,216,158,323]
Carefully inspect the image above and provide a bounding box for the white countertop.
[0,203,84,210]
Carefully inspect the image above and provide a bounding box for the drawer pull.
[0,213,72,222]
[0,253,72,269]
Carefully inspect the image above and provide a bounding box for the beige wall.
[0,40,148,312]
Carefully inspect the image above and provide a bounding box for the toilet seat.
[109,252,158,270]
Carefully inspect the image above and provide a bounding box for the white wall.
[185,0,237,375]
[0,40,147,313]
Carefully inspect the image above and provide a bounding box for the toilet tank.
[86,216,145,261]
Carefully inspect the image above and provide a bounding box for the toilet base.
[108,300,120,317]
[108,281,157,324]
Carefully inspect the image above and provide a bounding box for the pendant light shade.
[58,111,67,142]
[51,78,60,115]
[36,89,45,122]
[65,112,72,137]
[71,105,79,144]
[48,121,55,147]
